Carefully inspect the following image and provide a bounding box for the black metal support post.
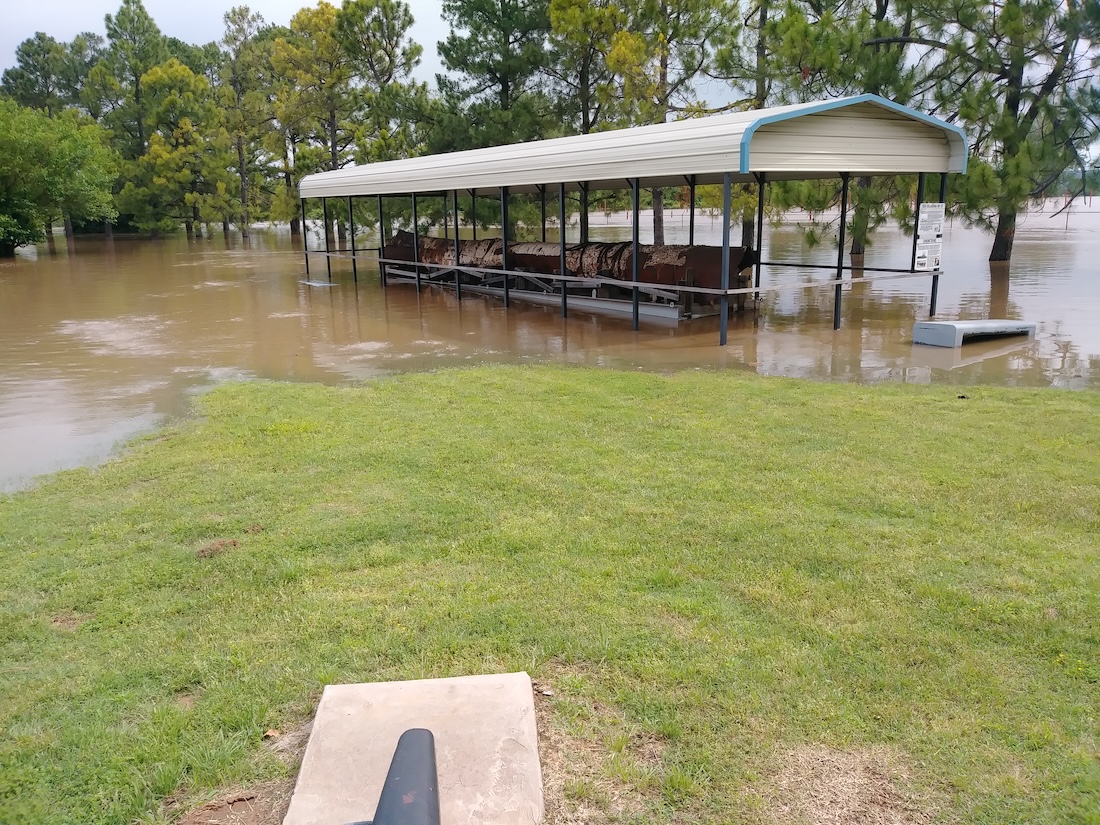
[301,197,309,276]
[411,193,421,293]
[834,173,850,330]
[755,172,766,291]
[559,182,567,319]
[720,172,732,346]
[631,177,640,331]
[452,189,462,301]
[930,173,947,316]
[910,172,926,272]
[500,186,510,308]
[688,175,696,246]
[322,197,332,281]
[347,195,357,282]
[377,194,387,287]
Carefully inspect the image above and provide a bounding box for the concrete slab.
[282,672,543,825]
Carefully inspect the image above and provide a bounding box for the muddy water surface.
[1,205,1097,491]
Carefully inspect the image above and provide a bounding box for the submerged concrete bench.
[283,673,543,825]
[913,319,1036,348]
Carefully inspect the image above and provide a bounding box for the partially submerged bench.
[913,319,1036,348]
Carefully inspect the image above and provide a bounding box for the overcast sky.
[1,0,449,82]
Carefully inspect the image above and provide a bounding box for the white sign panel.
[914,202,945,272]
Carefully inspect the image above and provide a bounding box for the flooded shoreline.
[1,208,1097,491]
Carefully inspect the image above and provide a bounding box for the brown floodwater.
[1,203,1098,491]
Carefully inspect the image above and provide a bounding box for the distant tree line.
[1,0,1097,260]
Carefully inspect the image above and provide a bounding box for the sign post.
[914,202,945,272]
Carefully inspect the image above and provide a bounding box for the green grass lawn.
[1,366,1097,824]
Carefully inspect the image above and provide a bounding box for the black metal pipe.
[631,177,640,330]
[834,173,850,330]
[755,172,766,291]
[500,186,510,308]
[720,172,732,346]
[452,189,462,301]
[688,175,696,246]
[411,193,420,293]
[910,172,926,272]
[301,197,309,276]
[559,182,567,319]
[759,261,925,274]
[377,194,387,287]
[322,197,332,281]
[348,195,357,282]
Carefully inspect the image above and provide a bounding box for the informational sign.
[914,202,945,272]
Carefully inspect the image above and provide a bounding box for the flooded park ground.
[1,203,1097,491]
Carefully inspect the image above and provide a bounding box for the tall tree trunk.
[743,0,768,256]
[284,137,300,237]
[185,220,194,239]
[63,213,74,240]
[237,135,250,239]
[223,219,231,235]
[989,210,1016,262]
[104,220,113,239]
[328,112,345,244]
[850,176,872,256]
[579,188,589,243]
[652,188,665,246]
[193,206,203,238]
[45,222,57,255]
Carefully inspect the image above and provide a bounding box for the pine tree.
[436,0,555,149]
[880,0,1099,261]
[0,33,67,117]
[220,6,270,238]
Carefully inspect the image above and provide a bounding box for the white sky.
[0,0,449,82]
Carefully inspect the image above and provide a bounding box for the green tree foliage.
[0,100,116,255]
[0,33,67,116]
[92,0,168,159]
[763,0,922,254]
[547,0,624,134]
[335,0,426,163]
[59,33,107,114]
[115,59,234,234]
[273,2,357,173]
[436,0,554,149]
[884,0,1099,261]
[220,6,272,238]
[601,0,737,242]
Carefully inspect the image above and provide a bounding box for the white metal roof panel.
[299,94,967,199]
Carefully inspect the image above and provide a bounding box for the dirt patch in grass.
[177,781,294,825]
[765,745,934,825]
[50,610,92,631]
[535,667,664,825]
[198,538,239,558]
[175,719,312,825]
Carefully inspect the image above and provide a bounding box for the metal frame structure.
[299,94,967,344]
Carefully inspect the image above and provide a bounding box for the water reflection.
[1,207,1098,490]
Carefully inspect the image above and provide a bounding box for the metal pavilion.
[298,94,968,345]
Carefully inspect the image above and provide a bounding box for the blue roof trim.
[738,93,969,175]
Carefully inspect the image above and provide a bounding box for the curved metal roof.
[299,94,968,199]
